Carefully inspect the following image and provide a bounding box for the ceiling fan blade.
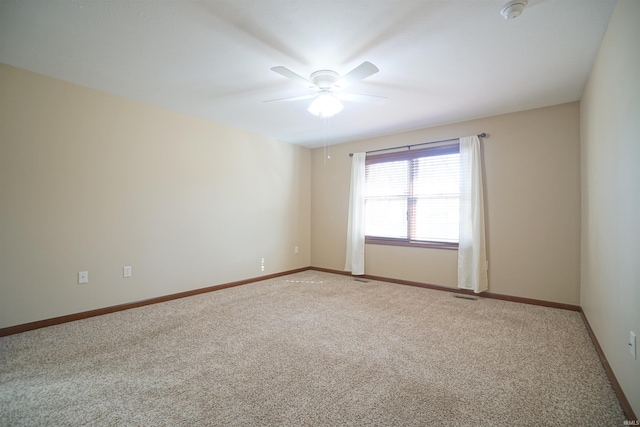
[271,66,316,89]
[334,61,379,89]
[264,94,317,103]
[338,92,387,106]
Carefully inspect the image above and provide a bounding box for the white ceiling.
[0,0,616,148]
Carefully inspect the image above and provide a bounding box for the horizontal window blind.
[365,160,409,239]
[364,144,460,246]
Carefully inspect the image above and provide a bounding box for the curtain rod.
[348,133,487,157]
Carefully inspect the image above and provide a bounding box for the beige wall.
[0,64,311,329]
[580,0,640,416]
[311,102,581,305]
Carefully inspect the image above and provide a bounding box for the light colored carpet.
[0,270,625,426]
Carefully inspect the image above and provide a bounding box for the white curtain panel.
[344,152,366,275]
[458,135,489,293]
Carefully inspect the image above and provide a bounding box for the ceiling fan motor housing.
[310,70,339,89]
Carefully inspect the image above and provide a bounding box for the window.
[364,144,460,249]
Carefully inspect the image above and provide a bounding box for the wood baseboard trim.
[481,291,580,311]
[579,309,637,422]
[0,267,311,337]
[307,266,353,276]
[309,267,580,311]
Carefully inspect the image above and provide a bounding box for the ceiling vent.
[501,0,528,19]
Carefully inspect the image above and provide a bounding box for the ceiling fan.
[266,61,386,118]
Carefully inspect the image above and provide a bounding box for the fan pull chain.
[326,117,331,160]
[323,117,326,165]
[323,116,332,165]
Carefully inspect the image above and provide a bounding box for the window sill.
[365,236,458,250]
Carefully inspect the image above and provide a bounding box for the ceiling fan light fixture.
[308,92,344,117]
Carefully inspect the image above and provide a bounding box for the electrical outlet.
[123,266,132,278]
[78,271,89,284]
[294,246,299,254]
[261,257,265,272]
[630,331,636,359]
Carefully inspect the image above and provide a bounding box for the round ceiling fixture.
[308,91,343,118]
[501,0,528,19]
